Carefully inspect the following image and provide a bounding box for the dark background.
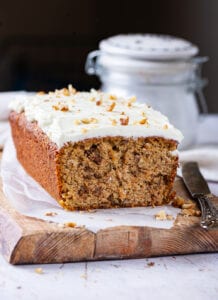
[0,0,217,112]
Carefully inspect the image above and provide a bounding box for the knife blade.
[182,161,218,229]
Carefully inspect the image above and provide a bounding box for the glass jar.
[85,34,208,149]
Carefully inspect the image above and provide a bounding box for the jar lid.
[99,34,199,60]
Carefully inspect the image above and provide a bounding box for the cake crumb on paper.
[35,268,43,274]
[44,212,58,217]
[64,222,77,228]
[155,210,167,220]
[147,262,155,267]
[154,210,174,221]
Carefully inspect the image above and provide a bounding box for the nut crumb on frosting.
[139,118,148,125]
[128,96,136,103]
[52,104,69,111]
[96,100,102,106]
[163,124,168,129]
[81,118,98,124]
[60,106,69,112]
[81,128,88,134]
[110,119,117,126]
[109,94,117,100]
[62,88,70,96]
[74,119,81,125]
[120,116,129,126]
[107,102,116,112]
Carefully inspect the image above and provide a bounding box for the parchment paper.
[0,134,181,233]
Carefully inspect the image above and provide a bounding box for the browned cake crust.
[9,111,179,210]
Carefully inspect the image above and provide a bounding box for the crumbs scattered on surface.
[64,222,77,228]
[172,196,201,217]
[107,102,116,112]
[154,210,175,221]
[44,212,58,217]
[147,262,155,267]
[35,268,43,274]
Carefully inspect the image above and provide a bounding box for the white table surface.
[0,115,218,300]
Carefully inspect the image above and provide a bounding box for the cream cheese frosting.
[9,85,183,148]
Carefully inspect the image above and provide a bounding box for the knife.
[182,161,218,229]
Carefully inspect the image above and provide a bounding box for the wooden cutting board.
[0,152,217,265]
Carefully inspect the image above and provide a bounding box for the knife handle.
[197,195,218,229]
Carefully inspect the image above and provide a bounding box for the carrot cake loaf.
[9,85,183,210]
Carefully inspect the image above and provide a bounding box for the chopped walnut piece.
[111,119,117,126]
[52,105,59,111]
[109,94,117,100]
[139,118,148,125]
[120,116,129,125]
[107,102,116,112]
[64,222,77,228]
[163,124,168,129]
[62,88,70,96]
[96,100,102,106]
[81,118,98,124]
[37,91,45,95]
[44,212,58,217]
[74,119,81,125]
[172,196,185,208]
[81,128,88,134]
[173,196,201,217]
[52,104,69,111]
[60,106,69,112]
[35,268,43,274]
[128,96,136,103]
[121,111,125,115]
[127,96,136,107]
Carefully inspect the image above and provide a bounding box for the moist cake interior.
[57,136,178,210]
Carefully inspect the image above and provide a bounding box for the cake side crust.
[9,111,62,202]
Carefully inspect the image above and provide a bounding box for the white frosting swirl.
[9,87,183,148]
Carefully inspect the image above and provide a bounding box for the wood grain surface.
[0,151,217,265]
